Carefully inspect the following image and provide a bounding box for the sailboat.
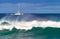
[14,11,23,15]
[15,4,23,15]
[14,4,23,15]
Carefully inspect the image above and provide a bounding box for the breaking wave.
[0,13,60,30]
[0,20,60,30]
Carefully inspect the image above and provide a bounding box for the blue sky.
[0,0,60,13]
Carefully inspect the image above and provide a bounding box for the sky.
[0,0,60,13]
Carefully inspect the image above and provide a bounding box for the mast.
[17,4,20,13]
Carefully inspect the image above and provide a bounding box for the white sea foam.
[0,20,60,30]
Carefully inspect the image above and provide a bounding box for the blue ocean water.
[0,13,60,39]
[0,13,60,21]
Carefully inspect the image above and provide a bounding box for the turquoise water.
[0,27,60,39]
